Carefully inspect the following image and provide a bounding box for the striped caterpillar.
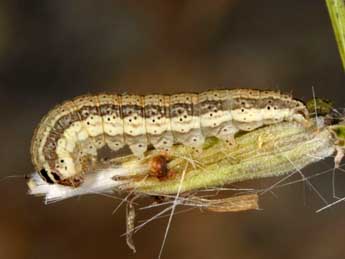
[30,89,309,187]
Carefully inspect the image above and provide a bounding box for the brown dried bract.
[148,155,175,180]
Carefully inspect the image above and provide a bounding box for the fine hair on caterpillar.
[30,88,309,187]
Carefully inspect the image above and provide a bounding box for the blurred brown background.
[0,1,345,258]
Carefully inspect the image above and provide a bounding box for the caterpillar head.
[38,167,59,184]
[38,166,83,187]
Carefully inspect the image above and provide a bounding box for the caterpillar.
[30,89,309,187]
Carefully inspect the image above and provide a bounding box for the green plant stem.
[326,0,345,71]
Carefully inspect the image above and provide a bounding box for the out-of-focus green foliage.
[306,98,334,115]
